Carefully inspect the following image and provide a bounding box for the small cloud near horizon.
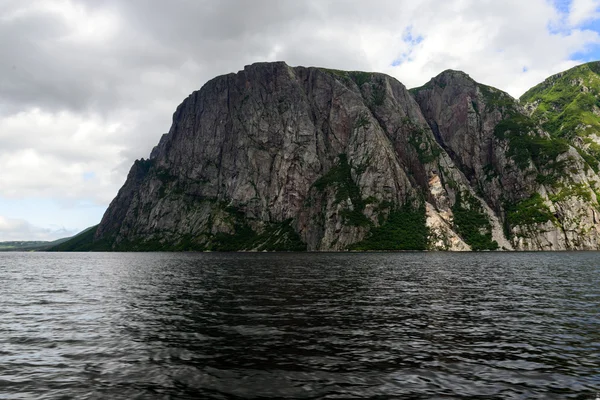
[0,216,77,242]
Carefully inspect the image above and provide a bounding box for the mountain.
[520,61,600,169]
[412,69,600,250]
[65,61,600,251]
[47,225,111,252]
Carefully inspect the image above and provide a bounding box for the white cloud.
[1,0,600,238]
[0,109,130,203]
[0,215,76,241]
[319,0,600,97]
[568,0,600,26]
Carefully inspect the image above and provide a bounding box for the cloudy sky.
[1,0,600,241]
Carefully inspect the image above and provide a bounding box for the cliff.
[66,61,600,251]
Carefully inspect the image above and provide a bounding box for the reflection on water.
[0,252,599,399]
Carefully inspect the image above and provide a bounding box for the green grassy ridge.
[478,83,518,112]
[47,225,113,252]
[516,61,600,174]
[520,61,600,143]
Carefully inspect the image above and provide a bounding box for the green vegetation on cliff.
[494,113,570,171]
[115,216,306,252]
[521,61,600,140]
[520,61,600,171]
[57,61,600,252]
[207,213,306,252]
[451,193,498,251]
[313,154,371,227]
[505,194,556,228]
[349,203,429,250]
[49,205,307,252]
[407,120,441,164]
[48,225,112,252]
[319,68,373,88]
[479,84,516,111]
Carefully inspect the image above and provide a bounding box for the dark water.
[1,252,599,399]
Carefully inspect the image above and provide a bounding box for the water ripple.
[0,251,599,399]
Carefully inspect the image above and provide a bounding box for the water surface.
[1,252,599,399]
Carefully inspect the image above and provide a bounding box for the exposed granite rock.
[412,70,600,250]
[89,61,600,251]
[426,203,470,251]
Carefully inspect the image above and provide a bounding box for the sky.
[1,0,600,241]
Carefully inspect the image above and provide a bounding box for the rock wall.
[92,62,600,251]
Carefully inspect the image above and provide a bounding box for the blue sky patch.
[83,171,96,181]
[552,0,571,14]
[402,26,424,46]
[392,26,424,66]
[576,19,600,62]
[0,197,105,239]
[547,0,600,62]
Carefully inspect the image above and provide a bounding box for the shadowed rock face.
[412,70,534,214]
[93,62,600,251]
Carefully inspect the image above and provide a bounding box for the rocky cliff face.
[88,61,600,251]
[412,69,600,250]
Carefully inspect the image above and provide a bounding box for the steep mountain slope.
[88,62,521,251]
[71,61,600,251]
[520,61,600,169]
[412,69,600,249]
[47,225,112,252]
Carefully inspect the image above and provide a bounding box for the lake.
[1,252,599,399]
